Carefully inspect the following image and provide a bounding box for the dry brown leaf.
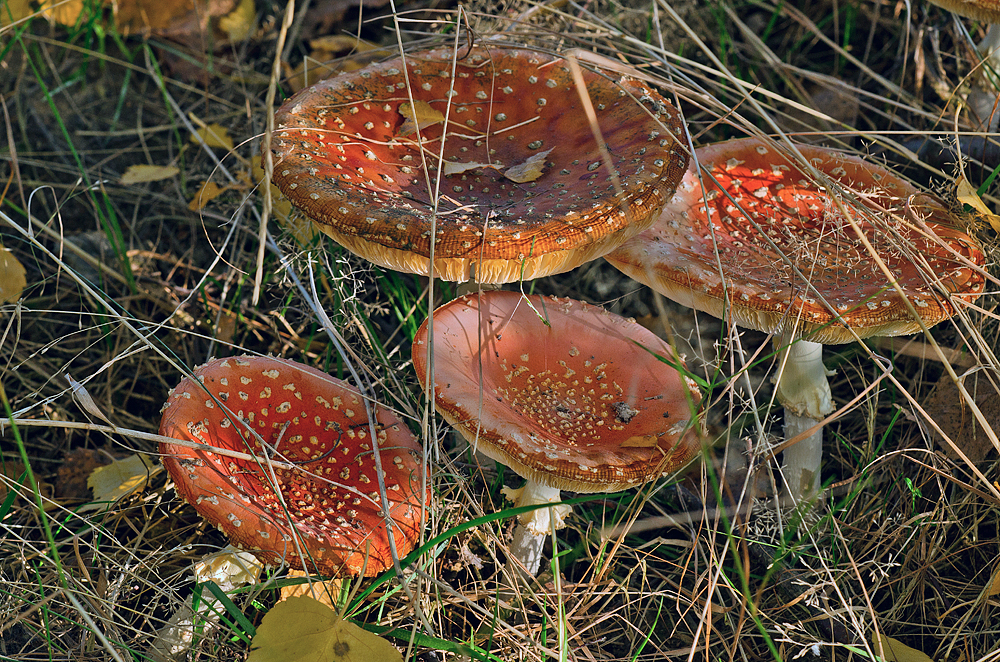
[398,101,444,135]
[0,245,26,303]
[56,449,111,501]
[248,596,402,662]
[120,164,180,185]
[284,37,388,91]
[188,181,227,211]
[114,0,238,36]
[190,123,234,151]
[284,54,342,93]
[504,148,553,183]
[923,371,1000,462]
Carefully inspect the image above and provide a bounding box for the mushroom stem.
[980,25,1000,72]
[501,480,571,577]
[773,335,834,506]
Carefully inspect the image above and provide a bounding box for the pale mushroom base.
[317,219,660,285]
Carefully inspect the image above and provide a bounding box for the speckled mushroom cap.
[412,291,703,492]
[159,356,426,577]
[271,44,689,284]
[606,138,987,344]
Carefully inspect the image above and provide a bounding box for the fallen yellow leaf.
[189,181,226,211]
[872,633,934,662]
[988,564,1000,597]
[398,101,445,135]
[120,164,180,185]
[0,245,26,303]
[248,596,402,662]
[191,123,235,151]
[0,0,34,25]
[218,0,255,41]
[87,454,160,505]
[442,160,498,177]
[38,0,83,24]
[619,436,659,447]
[279,569,343,608]
[250,156,317,245]
[955,172,1000,232]
[309,35,379,52]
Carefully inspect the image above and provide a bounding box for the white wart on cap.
[159,356,426,577]
[271,45,689,284]
[607,138,987,343]
[412,291,703,492]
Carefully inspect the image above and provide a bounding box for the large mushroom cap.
[412,291,703,492]
[271,44,689,284]
[159,356,426,577]
[606,138,987,344]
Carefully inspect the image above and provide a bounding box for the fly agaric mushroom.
[606,137,986,505]
[270,44,689,284]
[159,356,426,576]
[412,290,703,575]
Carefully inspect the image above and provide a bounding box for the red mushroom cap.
[606,138,987,343]
[271,44,689,284]
[159,356,426,576]
[412,291,703,492]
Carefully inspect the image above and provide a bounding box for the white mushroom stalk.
[773,334,834,506]
[501,481,572,576]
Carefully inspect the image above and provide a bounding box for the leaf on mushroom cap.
[271,45,690,284]
[606,138,987,344]
[159,356,426,577]
[412,291,703,492]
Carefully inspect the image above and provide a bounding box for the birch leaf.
[0,246,26,303]
[120,164,180,185]
[88,454,160,505]
[398,101,444,135]
[504,148,553,183]
[872,633,934,662]
[248,596,402,662]
[443,160,498,176]
[191,123,235,151]
[955,173,1000,232]
[189,181,227,211]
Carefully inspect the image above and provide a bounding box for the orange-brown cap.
[271,45,689,283]
[159,356,426,576]
[606,138,987,344]
[412,291,703,492]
